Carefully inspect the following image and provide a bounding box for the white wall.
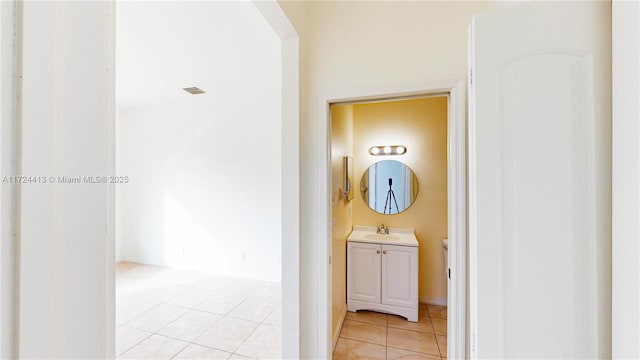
[277,1,500,357]
[116,2,282,282]
[612,1,640,358]
[0,1,16,358]
[18,2,114,357]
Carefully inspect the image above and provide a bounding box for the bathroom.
[331,96,448,359]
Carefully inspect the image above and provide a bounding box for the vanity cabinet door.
[381,244,418,308]
[347,242,381,303]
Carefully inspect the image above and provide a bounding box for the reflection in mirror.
[360,160,419,215]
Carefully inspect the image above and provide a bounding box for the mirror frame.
[360,160,419,215]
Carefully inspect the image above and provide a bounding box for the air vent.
[183,87,205,95]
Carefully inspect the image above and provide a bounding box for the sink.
[347,226,418,246]
[364,234,401,242]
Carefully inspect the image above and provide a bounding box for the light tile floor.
[333,304,447,360]
[116,262,281,359]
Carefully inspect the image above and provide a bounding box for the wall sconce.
[369,145,407,156]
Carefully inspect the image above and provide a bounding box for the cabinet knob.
[376,250,380,254]
[383,250,387,254]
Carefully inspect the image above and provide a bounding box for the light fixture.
[369,145,407,156]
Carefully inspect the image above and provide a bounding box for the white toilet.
[443,238,448,279]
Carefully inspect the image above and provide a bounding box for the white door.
[469,1,611,358]
[381,245,417,308]
[347,242,381,303]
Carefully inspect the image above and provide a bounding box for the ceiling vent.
[183,87,205,95]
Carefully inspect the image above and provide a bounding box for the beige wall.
[352,97,448,301]
[277,1,500,357]
[330,105,353,342]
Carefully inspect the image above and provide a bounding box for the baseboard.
[332,305,348,353]
[419,297,447,306]
[118,256,162,267]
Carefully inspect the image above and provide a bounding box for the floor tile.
[431,318,447,335]
[436,335,447,357]
[345,310,388,326]
[251,282,281,302]
[387,347,441,360]
[418,304,430,319]
[194,294,247,315]
[387,314,434,334]
[125,303,188,332]
[427,304,447,319]
[116,262,283,360]
[190,277,235,292]
[116,296,163,325]
[157,310,222,342]
[147,284,192,302]
[227,298,279,323]
[333,338,386,360]
[228,354,252,359]
[173,344,231,360]
[195,316,260,353]
[119,283,190,303]
[115,325,152,356]
[339,319,386,346]
[235,324,281,359]
[387,328,440,356]
[262,306,281,327]
[119,334,188,359]
[168,287,217,309]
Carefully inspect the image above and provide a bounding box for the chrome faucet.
[377,224,389,235]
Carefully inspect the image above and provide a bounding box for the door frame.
[612,1,640,357]
[317,78,467,358]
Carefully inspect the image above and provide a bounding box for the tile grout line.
[167,341,190,360]
[231,316,266,358]
[165,288,218,310]
[120,302,165,328]
[153,308,193,335]
[121,313,260,359]
[116,328,154,358]
[158,331,235,357]
[119,285,193,326]
[116,263,281,360]
[385,315,389,360]
[334,309,447,360]
[122,302,277,357]
[163,284,196,303]
[429,310,441,359]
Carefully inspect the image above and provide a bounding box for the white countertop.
[347,225,419,247]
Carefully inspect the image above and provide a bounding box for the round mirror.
[360,160,419,215]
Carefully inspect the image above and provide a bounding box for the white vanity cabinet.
[346,227,419,322]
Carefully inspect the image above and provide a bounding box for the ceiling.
[116,1,280,108]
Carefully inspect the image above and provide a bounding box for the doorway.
[113,2,282,358]
[316,79,467,359]
[110,1,300,359]
[330,95,448,359]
